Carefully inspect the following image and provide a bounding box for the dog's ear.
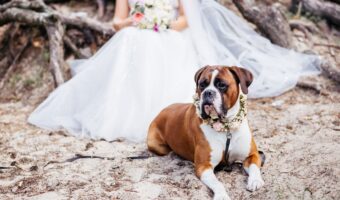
[229,66,253,94]
[194,65,209,87]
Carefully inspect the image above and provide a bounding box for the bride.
[28,0,321,142]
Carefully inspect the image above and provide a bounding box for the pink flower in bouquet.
[133,12,144,24]
[212,121,224,132]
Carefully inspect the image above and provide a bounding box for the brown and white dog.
[147,66,264,200]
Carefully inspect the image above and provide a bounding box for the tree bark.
[291,0,340,25]
[45,21,65,87]
[327,0,340,4]
[0,36,30,90]
[0,0,46,12]
[57,14,114,36]
[233,0,293,48]
[0,1,115,36]
[63,35,89,59]
[0,7,49,26]
[96,0,106,18]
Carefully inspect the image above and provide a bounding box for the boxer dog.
[147,66,264,200]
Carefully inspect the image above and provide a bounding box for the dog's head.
[194,65,253,120]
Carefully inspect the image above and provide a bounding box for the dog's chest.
[200,120,252,166]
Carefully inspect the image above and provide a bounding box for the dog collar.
[193,91,247,133]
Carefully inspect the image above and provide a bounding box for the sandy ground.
[0,81,339,200]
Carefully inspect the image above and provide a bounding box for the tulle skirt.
[28,27,198,142]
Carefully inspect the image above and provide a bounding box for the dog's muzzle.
[201,90,217,119]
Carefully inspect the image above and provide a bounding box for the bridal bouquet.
[130,0,174,32]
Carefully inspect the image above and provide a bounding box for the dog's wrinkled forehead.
[201,69,218,86]
[195,65,253,95]
[195,66,236,91]
[195,66,216,83]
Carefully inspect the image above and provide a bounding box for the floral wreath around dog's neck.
[193,90,247,133]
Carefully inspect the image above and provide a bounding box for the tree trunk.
[233,0,293,48]
[45,21,65,87]
[291,0,340,25]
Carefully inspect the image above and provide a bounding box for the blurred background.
[0,0,338,103]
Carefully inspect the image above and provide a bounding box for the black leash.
[223,132,233,172]
[215,132,266,173]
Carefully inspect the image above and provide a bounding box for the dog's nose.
[203,90,215,100]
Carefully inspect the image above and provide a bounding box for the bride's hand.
[169,1,188,31]
[113,17,134,31]
[113,0,133,31]
[169,16,187,32]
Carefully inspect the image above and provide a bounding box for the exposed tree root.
[0,0,114,87]
[291,0,340,26]
[0,36,30,90]
[233,0,293,48]
[297,79,324,93]
[320,60,340,83]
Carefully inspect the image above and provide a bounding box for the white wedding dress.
[28,0,321,142]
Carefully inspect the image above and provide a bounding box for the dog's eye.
[216,82,227,91]
[199,81,208,90]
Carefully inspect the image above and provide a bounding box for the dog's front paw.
[213,192,231,200]
[247,177,264,192]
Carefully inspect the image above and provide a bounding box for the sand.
[1,83,339,200]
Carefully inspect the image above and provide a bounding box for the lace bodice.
[128,0,179,8]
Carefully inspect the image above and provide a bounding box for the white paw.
[213,193,231,200]
[247,177,264,192]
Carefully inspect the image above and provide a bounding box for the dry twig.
[43,153,115,168]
